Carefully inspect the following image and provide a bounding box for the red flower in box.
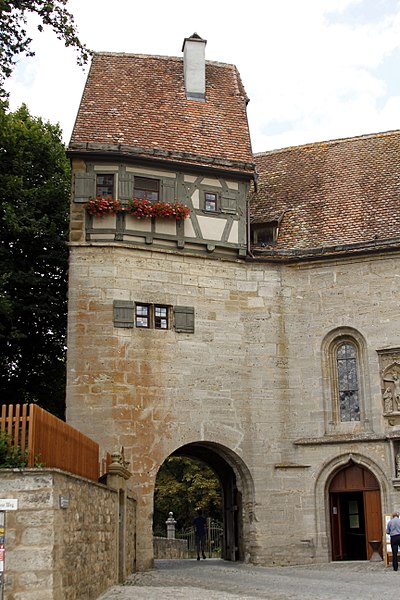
[151,200,191,220]
[127,198,190,220]
[86,197,122,217]
[126,198,154,219]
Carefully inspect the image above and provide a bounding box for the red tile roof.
[251,131,400,257]
[69,52,254,175]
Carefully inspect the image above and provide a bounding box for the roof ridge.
[93,51,236,69]
[254,129,400,156]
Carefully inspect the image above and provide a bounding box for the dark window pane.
[205,192,217,211]
[136,304,149,328]
[134,177,159,201]
[251,222,278,245]
[337,342,360,422]
[155,305,168,329]
[96,174,114,197]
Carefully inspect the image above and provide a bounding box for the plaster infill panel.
[184,217,197,238]
[155,220,177,235]
[197,215,226,241]
[125,216,152,232]
[92,215,117,230]
[228,221,239,244]
[191,189,200,209]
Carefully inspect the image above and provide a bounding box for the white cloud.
[4,0,400,152]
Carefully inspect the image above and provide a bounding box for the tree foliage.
[0,104,69,417]
[153,456,222,535]
[0,0,91,93]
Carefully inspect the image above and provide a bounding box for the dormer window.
[96,174,114,198]
[251,222,278,246]
[204,192,218,212]
[134,177,159,201]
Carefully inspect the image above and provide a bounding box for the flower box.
[86,197,191,221]
[86,197,122,217]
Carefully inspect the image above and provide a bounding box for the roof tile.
[70,53,254,174]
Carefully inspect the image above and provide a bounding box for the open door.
[329,463,382,561]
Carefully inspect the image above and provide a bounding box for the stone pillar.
[106,450,132,582]
[165,512,176,539]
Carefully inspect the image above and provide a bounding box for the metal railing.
[177,518,223,558]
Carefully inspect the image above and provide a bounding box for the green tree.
[0,0,91,94]
[0,103,69,417]
[153,456,223,535]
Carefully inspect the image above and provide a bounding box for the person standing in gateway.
[386,511,400,570]
[193,509,207,560]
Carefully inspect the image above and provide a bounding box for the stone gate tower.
[67,35,400,570]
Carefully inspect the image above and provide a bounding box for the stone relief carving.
[377,349,400,415]
[382,363,400,413]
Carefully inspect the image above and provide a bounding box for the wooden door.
[330,492,344,560]
[364,490,383,559]
[329,463,382,561]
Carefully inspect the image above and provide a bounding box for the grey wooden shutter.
[118,172,135,201]
[174,306,195,333]
[74,172,95,203]
[161,178,177,203]
[220,191,237,214]
[113,300,134,328]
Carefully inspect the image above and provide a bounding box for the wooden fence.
[0,404,100,481]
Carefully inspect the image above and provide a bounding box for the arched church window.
[322,327,370,433]
[336,342,360,422]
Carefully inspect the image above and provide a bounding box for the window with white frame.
[204,192,218,212]
[96,174,115,197]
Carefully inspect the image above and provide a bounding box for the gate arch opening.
[329,462,382,561]
[155,441,255,562]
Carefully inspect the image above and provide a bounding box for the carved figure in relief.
[383,387,394,413]
[396,450,400,478]
[383,372,400,411]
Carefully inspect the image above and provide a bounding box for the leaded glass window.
[337,342,360,422]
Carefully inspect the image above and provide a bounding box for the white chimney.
[182,33,207,101]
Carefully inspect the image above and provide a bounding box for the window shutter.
[74,172,95,203]
[161,178,176,203]
[174,306,195,333]
[119,172,135,201]
[113,300,134,328]
[220,192,237,214]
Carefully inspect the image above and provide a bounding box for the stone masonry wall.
[153,537,188,559]
[0,469,130,600]
[66,243,400,568]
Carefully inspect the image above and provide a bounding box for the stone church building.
[66,34,400,570]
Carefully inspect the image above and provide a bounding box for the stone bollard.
[166,511,177,539]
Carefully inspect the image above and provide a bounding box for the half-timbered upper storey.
[68,34,255,258]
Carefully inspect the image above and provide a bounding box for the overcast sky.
[4,0,400,153]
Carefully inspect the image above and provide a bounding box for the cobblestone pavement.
[97,558,400,600]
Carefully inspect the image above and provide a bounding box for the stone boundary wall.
[0,468,136,600]
[153,537,188,559]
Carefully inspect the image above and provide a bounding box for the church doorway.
[329,463,382,561]
[155,441,249,561]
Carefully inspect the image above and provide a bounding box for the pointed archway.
[329,462,382,561]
